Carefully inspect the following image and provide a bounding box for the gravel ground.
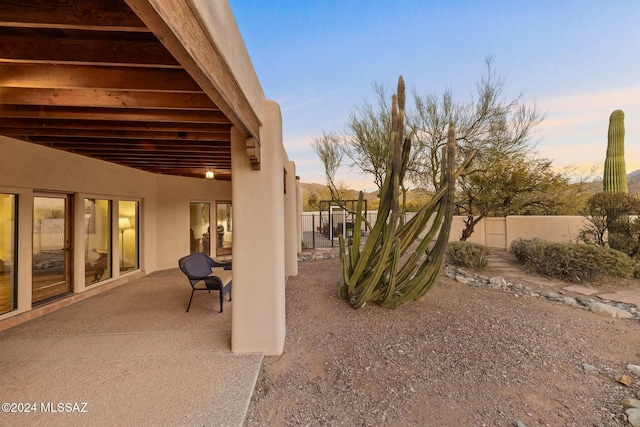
[244,256,640,427]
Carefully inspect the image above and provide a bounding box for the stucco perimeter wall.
[505,216,585,249]
[449,215,585,249]
[449,216,486,245]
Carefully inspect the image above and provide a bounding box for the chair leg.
[186,289,195,312]
[219,290,224,313]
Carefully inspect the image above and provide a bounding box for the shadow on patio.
[0,268,262,426]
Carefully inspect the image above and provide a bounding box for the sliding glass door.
[119,201,139,273]
[216,201,232,256]
[33,194,72,303]
[0,194,16,314]
[84,199,111,285]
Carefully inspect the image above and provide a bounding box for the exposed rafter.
[0,0,259,179]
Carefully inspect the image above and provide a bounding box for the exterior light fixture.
[205,170,214,179]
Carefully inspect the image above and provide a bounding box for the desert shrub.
[579,191,640,254]
[509,238,634,282]
[607,217,640,258]
[509,238,546,264]
[447,241,489,268]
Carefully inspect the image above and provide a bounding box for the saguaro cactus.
[603,109,627,193]
[337,76,475,309]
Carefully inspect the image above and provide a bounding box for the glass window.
[216,202,232,256]
[190,203,210,255]
[84,199,111,285]
[119,201,139,273]
[0,194,16,314]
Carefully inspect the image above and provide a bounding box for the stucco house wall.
[0,134,235,316]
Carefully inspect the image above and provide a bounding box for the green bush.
[447,241,489,269]
[509,237,546,264]
[509,238,634,282]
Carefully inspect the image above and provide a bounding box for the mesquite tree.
[337,76,475,309]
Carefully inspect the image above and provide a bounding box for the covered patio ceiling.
[0,0,260,180]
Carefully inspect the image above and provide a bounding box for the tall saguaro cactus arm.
[603,109,628,193]
[337,76,475,309]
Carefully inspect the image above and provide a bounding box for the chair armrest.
[211,258,232,270]
[209,269,232,286]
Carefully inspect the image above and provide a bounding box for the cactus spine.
[337,76,475,309]
[603,109,627,193]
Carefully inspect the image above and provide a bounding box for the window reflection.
[190,203,210,255]
[32,195,70,303]
[216,202,232,256]
[0,194,16,314]
[119,201,139,273]
[84,199,111,285]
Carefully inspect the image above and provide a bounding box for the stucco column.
[295,175,302,253]
[284,160,298,277]
[230,100,286,355]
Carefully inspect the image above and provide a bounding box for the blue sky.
[228,1,640,191]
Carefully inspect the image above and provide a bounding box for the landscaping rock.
[561,296,579,307]
[628,364,640,376]
[617,375,632,386]
[626,408,640,427]
[574,295,590,307]
[489,276,507,288]
[622,398,640,409]
[455,275,469,284]
[589,302,634,319]
[544,292,561,302]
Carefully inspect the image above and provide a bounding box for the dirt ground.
[244,255,640,427]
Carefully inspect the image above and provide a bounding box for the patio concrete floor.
[0,268,262,427]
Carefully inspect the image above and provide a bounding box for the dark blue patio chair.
[178,252,232,313]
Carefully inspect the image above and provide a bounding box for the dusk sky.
[228,1,640,191]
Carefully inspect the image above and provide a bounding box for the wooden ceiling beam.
[118,161,231,167]
[0,0,240,180]
[125,0,261,140]
[1,128,231,141]
[0,63,201,92]
[0,105,232,124]
[1,88,217,110]
[147,168,231,173]
[0,27,180,67]
[47,151,232,165]
[0,118,230,133]
[0,0,148,32]
[28,139,230,150]
[98,161,231,170]
[62,152,230,161]
[22,135,230,146]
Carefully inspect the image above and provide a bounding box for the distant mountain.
[627,169,640,193]
[300,182,433,211]
[589,169,640,193]
[301,169,640,212]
